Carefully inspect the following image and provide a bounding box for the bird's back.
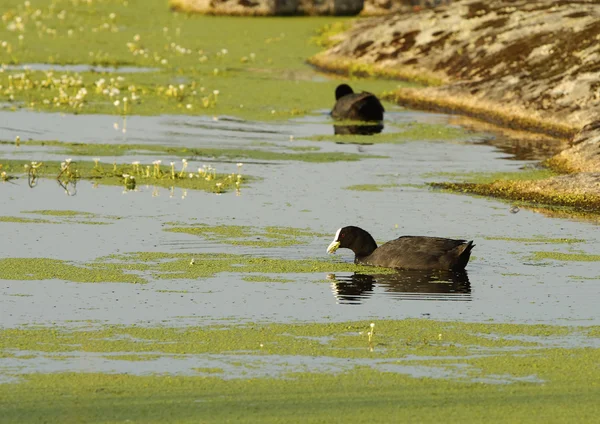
[332,92,384,121]
[359,236,474,271]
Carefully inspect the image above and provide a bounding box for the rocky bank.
[310,0,600,211]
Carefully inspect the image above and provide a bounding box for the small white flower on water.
[236,163,243,167]
[188,173,193,178]
[170,162,175,166]
[182,159,187,164]
[132,161,140,165]
[65,158,72,164]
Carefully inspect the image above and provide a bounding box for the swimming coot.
[331,84,384,122]
[326,226,474,271]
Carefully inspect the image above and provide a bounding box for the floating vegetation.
[485,236,584,244]
[164,224,329,248]
[344,184,399,192]
[305,123,471,144]
[242,275,295,283]
[431,180,600,213]
[0,320,599,422]
[0,252,391,283]
[529,252,600,262]
[424,168,556,184]
[0,0,403,120]
[6,140,382,163]
[0,158,247,193]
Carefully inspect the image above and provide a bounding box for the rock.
[313,0,600,128]
[552,121,600,173]
[299,0,364,15]
[170,0,299,15]
[362,0,450,16]
[170,0,364,15]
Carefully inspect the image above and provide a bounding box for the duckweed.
[529,252,600,262]
[344,184,399,192]
[0,0,406,120]
[305,123,471,144]
[12,140,381,163]
[485,236,584,244]
[0,320,599,423]
[165,224,329,248]
[0,158,247,192]
[0,252,391,284]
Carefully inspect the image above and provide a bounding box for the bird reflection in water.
[333,123,384,136]
[327,270,472,305]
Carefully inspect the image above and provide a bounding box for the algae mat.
[1,320,599,423]
[0,0,406,120]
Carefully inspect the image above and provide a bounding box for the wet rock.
[314,0,600,128]
[363,0,450,16]
[170,0,299,15]
[552,121,600,173]
[299,0,364,15]
[312,0,600,203]
[170,0,364,15]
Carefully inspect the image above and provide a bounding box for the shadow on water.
[333,123,384,136]
[328,270,472,305]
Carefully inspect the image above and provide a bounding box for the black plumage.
[331,84,385,122]
[327,226,475,271]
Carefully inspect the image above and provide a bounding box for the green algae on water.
[529,252,600,262]
[0,0,407,120]
[0,216,55,224]
[22,209,97,218]
[305,122,471,144]
[0,158,247,193]
[425,168,556,184]
[1,320,599,423]
[242,275,294,283]
[344,184,399,192]
[164,224,329,248]
[485,236,584,244]
[12,140,381,163]
[0,252,389,284]
[0,258,144,284]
